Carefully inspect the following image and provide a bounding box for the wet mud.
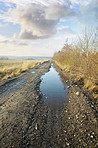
[0,61,97,148]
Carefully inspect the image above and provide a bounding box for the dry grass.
[53,30,98,97]
[0,59,48,81]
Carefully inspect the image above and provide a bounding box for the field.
[0,59,47,81]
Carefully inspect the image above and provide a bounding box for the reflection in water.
[40,64,68,111]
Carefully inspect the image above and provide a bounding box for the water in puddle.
[40,64,68,111]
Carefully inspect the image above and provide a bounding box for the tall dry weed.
[0,60,47,80]
[53,29,98,96]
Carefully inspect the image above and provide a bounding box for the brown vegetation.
[0,59,47,81]
[53,30,98,98]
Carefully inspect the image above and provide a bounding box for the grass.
[53,29,98,98]
[0,59,48,81]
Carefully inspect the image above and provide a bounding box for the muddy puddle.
[40,63,68,111]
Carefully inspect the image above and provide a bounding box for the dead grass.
[53,30,98,97]
[0,59,48,81]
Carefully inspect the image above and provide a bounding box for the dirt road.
[0,61,97,148]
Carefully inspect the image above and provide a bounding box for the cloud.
[0,39,28,46]
[0,0,66,6]
[0,23,3,27]
[80,0,98,14]
[9,2,75,40]
[78,0,98,26]
[45,3,75,20]
[0,0,50,6]
[0,0,97,41]
[10,4,57,39]
[0,35,28,46]
[70,0,93,6]
[18,42,28,46]
[0,0,93,6]
[59,27,76,35]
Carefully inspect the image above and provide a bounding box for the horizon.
[0,55,52,60]
[0,0,97,57]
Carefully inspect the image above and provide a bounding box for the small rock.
[35,123,38,130]
[76,92,79,96]
[93,118,97,123]
[67,86,70,88]
[91,135,93,138]
[88,133,90,136]
[36,96,39,99]
[66,142,69,146]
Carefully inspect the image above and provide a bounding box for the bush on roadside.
[53,29,98,98]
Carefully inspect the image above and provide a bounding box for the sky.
[0,0,97,57]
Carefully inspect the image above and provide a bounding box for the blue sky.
[0,0,97,57]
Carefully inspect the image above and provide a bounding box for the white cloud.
[45,3,75,20]
[0,35,55,56]
[59,27,76,35]
[0,0,97,43]
[0,35,8,41]
[1,0,94,7]
[0,34,29,46]
[0,0,60,6]
[0,23,3,27]
[77,0,98,26]
[70,0,92,6]
[10,4,57,39]
[80,0,98,14]
[8,2,75,40]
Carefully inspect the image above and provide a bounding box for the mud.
[0,61,97,148]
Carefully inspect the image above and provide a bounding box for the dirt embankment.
[57,79,97,148]
[0,61,97,148]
